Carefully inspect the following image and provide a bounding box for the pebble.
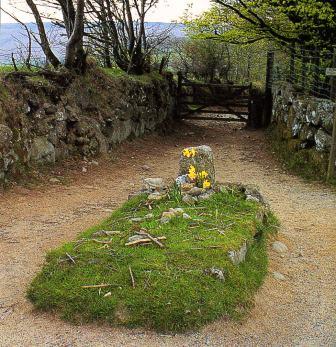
[188,187,204,197]
[82,167,87,173]
[273,272,286,281]
[49,178,60,184]
[144,213,154,219]
[204,268,225,281]
[148,193,166,201]
[182,194,197,205]
[144,178,165,192]
[198,191,215,201]
[130,217,143,223]
[141,165,151,171]
[160,211,176,224]
[272,241,288,253]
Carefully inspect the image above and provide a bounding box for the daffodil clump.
[188,165,211,189]
[182,148,197,158]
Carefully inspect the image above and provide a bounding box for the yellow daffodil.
[203,180,211,189]
[190,148,197,157]
[182,148,197,158]
[198,170,208,179]
[182,149,190,157]
[188,165,197,180]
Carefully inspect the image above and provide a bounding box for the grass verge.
[28,187,277,332]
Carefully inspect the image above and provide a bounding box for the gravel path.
[0,121,335,346]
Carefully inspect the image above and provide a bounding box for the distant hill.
[0,22,185,63]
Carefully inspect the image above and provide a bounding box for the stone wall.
[0,69,176,184]
[271,82,335,172]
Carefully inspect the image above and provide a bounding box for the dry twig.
[129,266,136,288]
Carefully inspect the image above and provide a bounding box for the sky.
[0,0,211,24]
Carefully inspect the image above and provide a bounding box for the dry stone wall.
[0,70,176,184]
[271,82,335,171]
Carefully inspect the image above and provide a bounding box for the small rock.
[183,213,191,219]
[180,183,194,192]
[91,160,99,166]
[160,208,184,224]
[204,268,225,281]
[273,272,286,281]
[176,175,189,186]
[130,217,143,223]
[141,165,151,171]
[182,194,197,205]
[160,211,176,224]
[188,187,204,197]
[148,192,166,201]
[246,194,260,203]
[82,167,87,173]
[272,241,288,253]
[243,185,268,205]
[49,177,60,184]
[144,213,154,220]
[170,207,184,215]
[198,190,215,201]
[228,242,248,265]
[143,178,165,192]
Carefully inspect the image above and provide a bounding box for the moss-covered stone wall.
[271,82,335,179]
[0,69,176,184]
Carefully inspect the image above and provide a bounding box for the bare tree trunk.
[25,0,61,68]
[64,0,85,69]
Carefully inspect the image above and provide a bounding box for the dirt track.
[0,120,335,346]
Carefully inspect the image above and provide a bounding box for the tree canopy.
[184,0,336,49]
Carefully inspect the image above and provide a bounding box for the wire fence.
[270,46,335,100]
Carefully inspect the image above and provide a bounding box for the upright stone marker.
[179,145,215,188]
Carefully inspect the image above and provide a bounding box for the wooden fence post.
[327,48,336,181]
[263,51,274,127]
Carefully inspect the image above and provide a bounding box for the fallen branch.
[81,284,112,289]
[125,236,166,247]
[137,230,165,248]
[66,252,76,264]
[129,266,136,288]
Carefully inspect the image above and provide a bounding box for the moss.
[102,67,164,85]
[268,125,331,183]
[28,190,277,333]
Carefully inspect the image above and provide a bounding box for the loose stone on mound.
[228,242,248,265]
[182,194,197,205]
[143,178,166,192]
[204,268,225,281]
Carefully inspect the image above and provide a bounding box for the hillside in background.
[0,22,185,64]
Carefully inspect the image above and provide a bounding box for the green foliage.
[28,190,277,332]
[184,0,336,49]
[171,38,231,82]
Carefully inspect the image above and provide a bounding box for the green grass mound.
[28,187,277,332]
